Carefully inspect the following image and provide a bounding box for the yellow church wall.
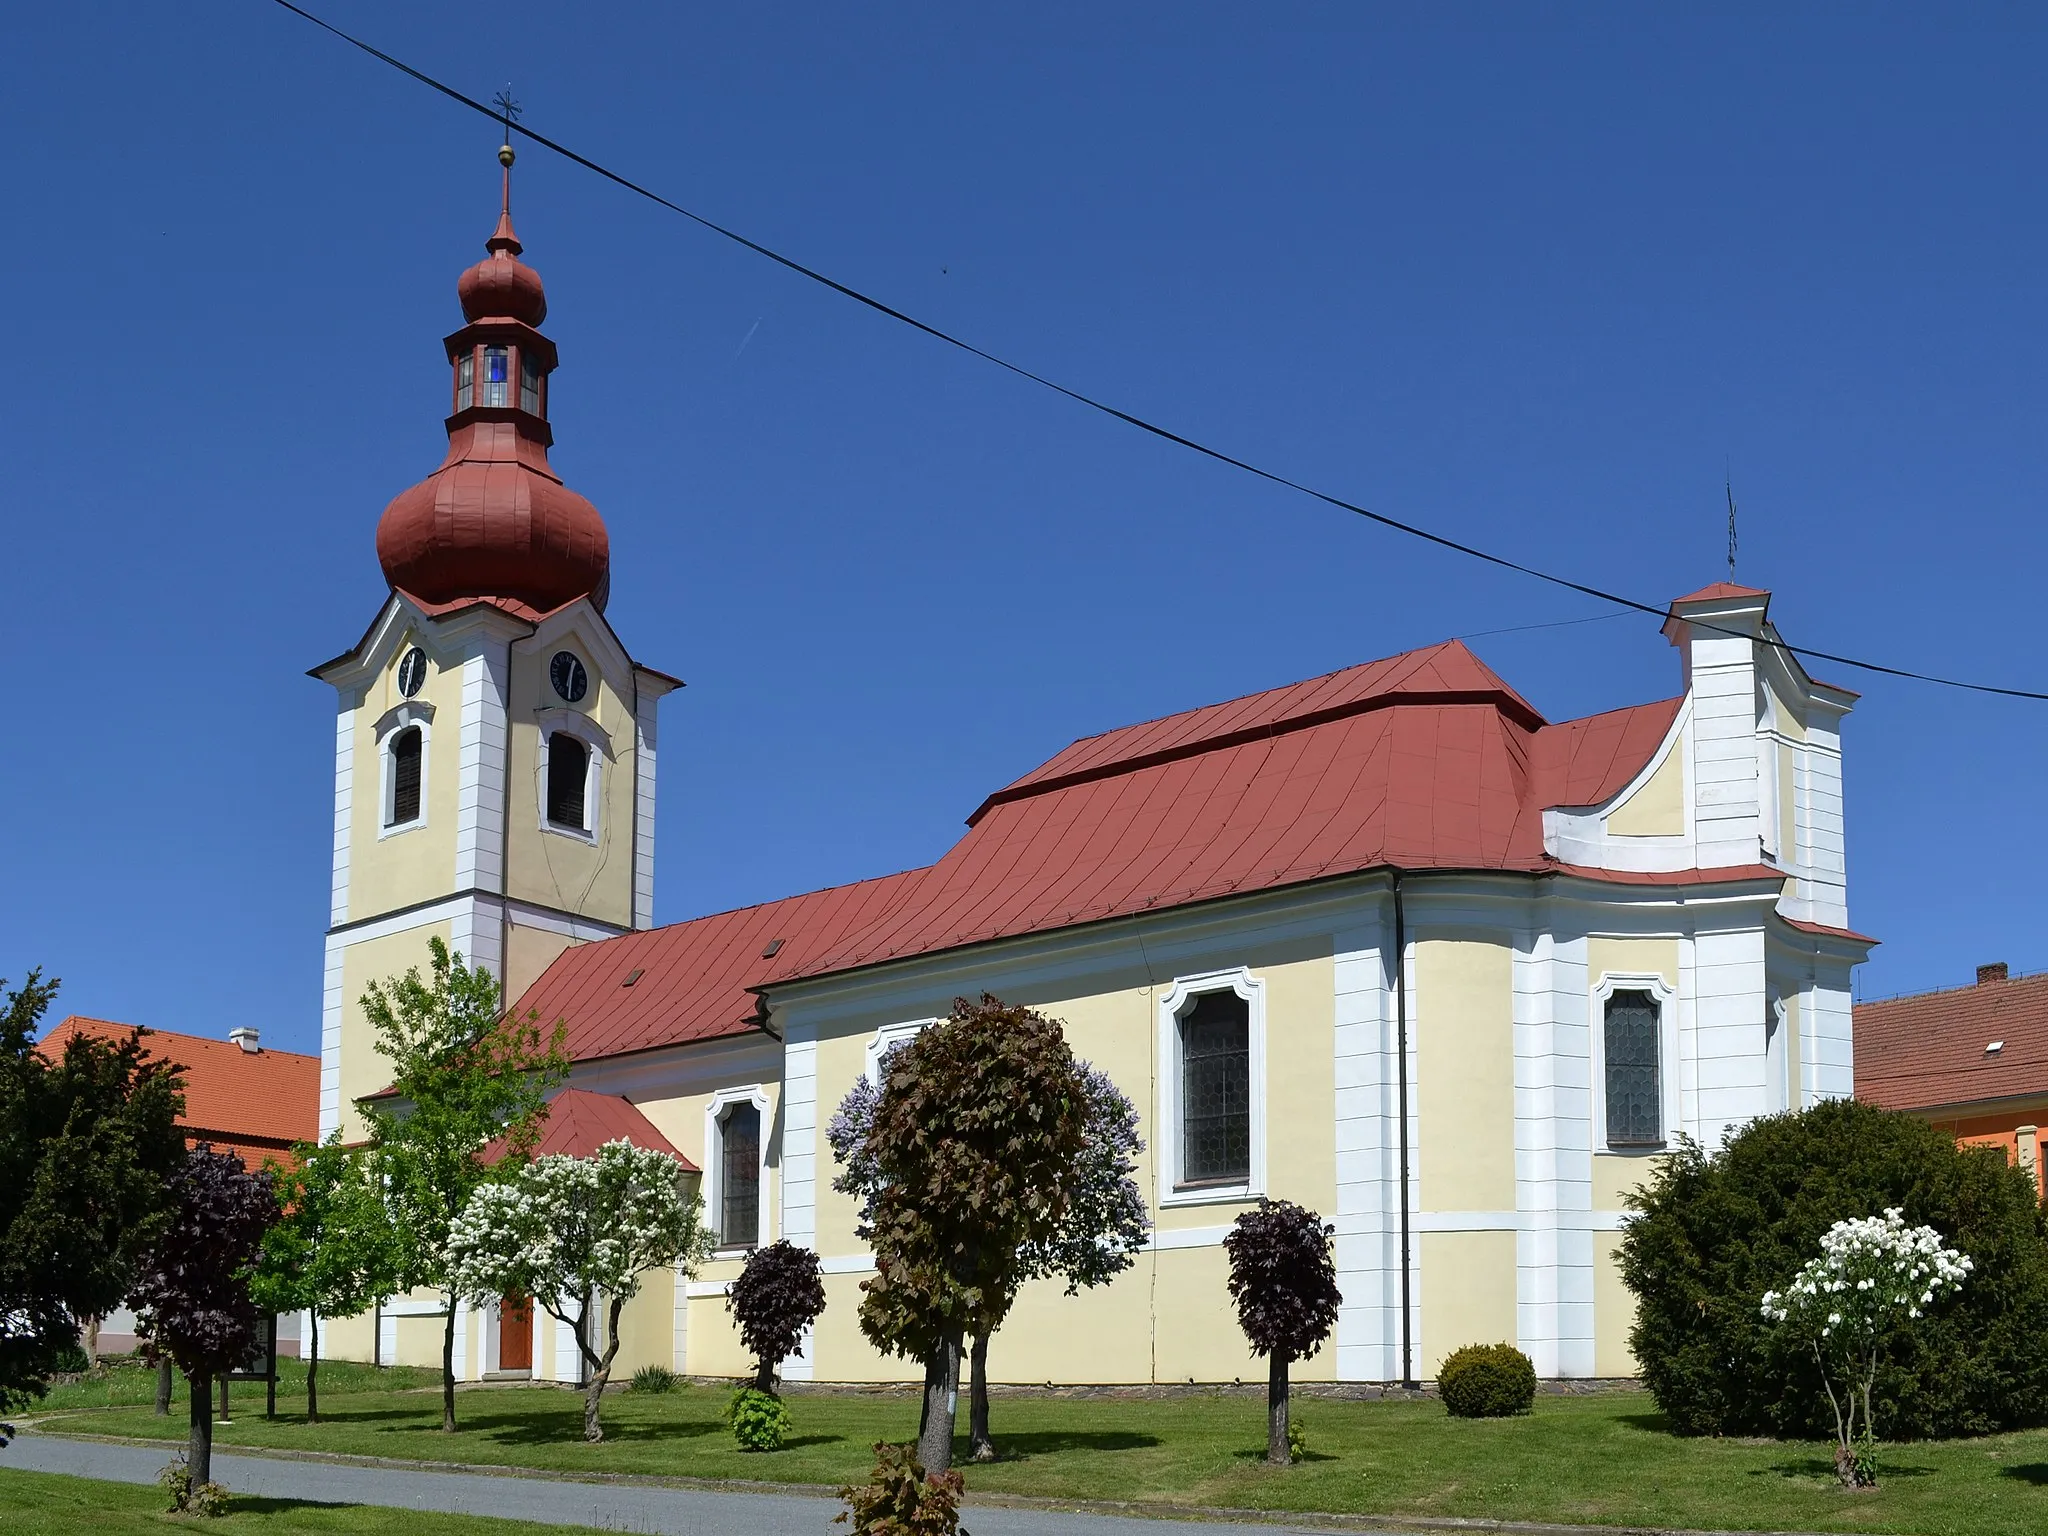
[1606,730,1686,837]
[797,935,1335,1383]
[320,1309,376,1366]
[625,1078,781,1251]
[335,921,453,1141]
[389,1312,448,1371]
[1420,1230,1518,1377]
[610,1267,674,1377]
[1779,742,1797,865]
[345,640,464,924]
[504,922,579,1012]
[1593,1233,1638,1377]
[503,634,637,930]
[684,1291,757,1380]
[1415,937,1514,1214]
[1593,1151,1662,1212]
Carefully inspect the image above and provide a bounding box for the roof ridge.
[623,865,932,938]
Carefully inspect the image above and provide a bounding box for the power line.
[266,0,2048,705]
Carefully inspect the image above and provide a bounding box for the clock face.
[396,647,427,699]
[550,651,589,703]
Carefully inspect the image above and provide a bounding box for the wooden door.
[499,1295,533,1372]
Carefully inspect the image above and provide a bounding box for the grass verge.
[31,1359,2048,1535]
[0,1467,622,1536]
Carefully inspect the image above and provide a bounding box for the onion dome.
[376,145,610,614]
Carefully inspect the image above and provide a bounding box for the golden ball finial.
[499,143,516,168]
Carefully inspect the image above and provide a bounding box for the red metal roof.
[37,1017,318,1159]
[1856,970,2048,1113]
[488,1087,696,1168]
[766,645,1680,981]
[508,639,1736,1061]
[514,870,927,1061]
[1672,582,1771,604]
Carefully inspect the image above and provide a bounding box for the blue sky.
[5,3,2044,1051]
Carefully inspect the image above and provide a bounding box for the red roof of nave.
[37,1017,318,1156]
[508,640,1703,1063]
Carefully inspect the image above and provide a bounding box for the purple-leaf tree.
[727,1239,827,1394]
[830,1047,1146,1461]
[1223,1198,1342,1466]
[130,1146,282,1503]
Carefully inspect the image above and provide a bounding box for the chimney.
[229,1027,261,1054]
[1978,963,2009,986]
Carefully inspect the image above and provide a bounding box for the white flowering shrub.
[449,1139,712,1442]
[1760,1208,1972,1486]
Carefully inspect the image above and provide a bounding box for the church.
[316,153,1873,1388]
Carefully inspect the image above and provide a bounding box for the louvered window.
[1180,989,1250,1184]
[387,727,422,827]
[1604,990,1663,1146]
[546,733,588,830]
[719,1102,761,1247]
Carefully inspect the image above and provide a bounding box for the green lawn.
[28,1359,2048,1535]
[0,1467,609,1536]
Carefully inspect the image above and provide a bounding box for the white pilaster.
[1332,919,1391,1382]
[633,682,661,930]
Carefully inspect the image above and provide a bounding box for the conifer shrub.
[1438,1342,1536,1418]
[1620,1098,2048,1439]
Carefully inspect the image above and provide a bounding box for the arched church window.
[520,351,543,415]
[455,351,475,412]
[387,727,423,828]
[1604,990,1663,1146]
[546,732,589,831]
[718,1101,761,1248]
[482,346,511,408]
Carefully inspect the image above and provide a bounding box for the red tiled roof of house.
[514,869,926,1061]
[37,1017,319,1158]
[1856,968,2048,1113]
[485,1087,696,1168]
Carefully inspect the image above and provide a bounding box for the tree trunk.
[218,1372,230,1423]
[968,1329,994,1462]
[579,1297,626,1443]
[154,1359,172,1417]
[916,1332,962,1473]
[753,1355,776,1394]
[1267,1351,1292,1466]
[186,1370,214,1496]
[441,1295,459,1432]
[307,1313,321,1424]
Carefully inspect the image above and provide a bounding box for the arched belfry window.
[718,1101,762,1248]
[545,732,590,831]
[386,727,423,829]
[481,345,511,408]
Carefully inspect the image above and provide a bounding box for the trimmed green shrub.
[726,1385,792,1451]
[1620,1098,2048,1439]
[1438,1342,1536,1417]
[629,1364,676,1394]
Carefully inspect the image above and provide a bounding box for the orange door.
[499,1296,533,1372]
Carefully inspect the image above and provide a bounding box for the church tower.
[311,145,677,1141]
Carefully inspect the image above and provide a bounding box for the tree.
[361,937,566,1433]
[447,1139,712,1441]
[1761,1208,1972,1486]
[1223,1199,1342,1466]
[251,1134,398,1422]
[854,995,1088,1473]
[829,1053,1146,1460]
[1619,1098,2048,1438]
[0,971,185,1431]
[130,1147,281,1501]
[728,1240,827,1394]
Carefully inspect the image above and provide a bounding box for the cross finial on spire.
[1725,472,1739,583]
[486,86,524,255]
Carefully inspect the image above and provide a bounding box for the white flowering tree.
[1760,1208,1973,1487]
[448,1140,713,1442]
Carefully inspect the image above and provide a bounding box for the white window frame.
[537,714,605,844]
[1591,971,1681,1155]
[704,1085,772,1256]
[864,1019,935,1084]
[375,703,433,839]
[1156,967,1266,1209]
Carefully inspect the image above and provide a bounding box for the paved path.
[6,1433,1353,1535]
